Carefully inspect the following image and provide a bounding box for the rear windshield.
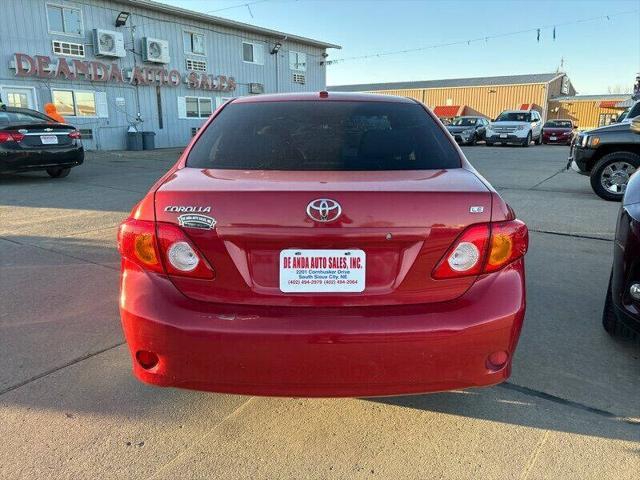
[187,101,460,170]
[495,112,531,122]
[0,110,53,126]
[544,120,572,128]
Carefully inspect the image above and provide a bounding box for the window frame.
[185,58,208,72]
[46,2,84,37]
[182,30,206,57]
[0,86,38,110]
[289,51,307,72]
[242,41,264,65]
[184,96,214,119]
[51,88,98,118]
[52,39,85,58]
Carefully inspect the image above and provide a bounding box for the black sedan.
[0,107,83,178]
[603,169,640,339]
[445,116,489,145]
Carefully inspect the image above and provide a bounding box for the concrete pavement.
[0,145,638,479]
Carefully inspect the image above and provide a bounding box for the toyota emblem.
[306,199,342,222]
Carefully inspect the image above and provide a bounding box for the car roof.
[232,91,417,104]
[500,110,531,114]
[546,118,572,122]
[457,116,486,119]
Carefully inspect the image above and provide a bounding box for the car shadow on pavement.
[367,385,640,442]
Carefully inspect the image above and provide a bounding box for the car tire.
[46,167,71,178]
[602,274,637,340]
[469,134,477,146]
[522,132,531,147]
[485,141,493,146]
[590,151,640,201]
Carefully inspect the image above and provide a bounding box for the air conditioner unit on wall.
[93,29,126,58]
[142,37,170,64]
[249,83,264,94]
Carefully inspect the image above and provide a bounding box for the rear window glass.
[187,101,460,171]
[0,111,52,126]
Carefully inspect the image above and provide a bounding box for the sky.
[158,0,640,94]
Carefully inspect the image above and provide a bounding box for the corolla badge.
[164,206,211,213]
[306,199,342,222]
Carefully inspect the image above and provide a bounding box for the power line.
[207,0,271,14]
[326,9,639,65]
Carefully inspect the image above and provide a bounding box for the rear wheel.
[590,151,639,201]
[46,167,71,178]
[603,275,637,340]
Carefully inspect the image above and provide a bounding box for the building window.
[183,96,213,118]
[183,31,205,56]
[293,73,306,85]
[598,113,617,126]
[186,58,207,72]
[51,89,99,117]
[7,93,28,108]
[47,4,83,36]
[52,40,85,58]
[289,51,307,71]
[242,42,264,64]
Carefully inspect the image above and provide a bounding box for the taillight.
[156,223,214,279]
[117,219,214,279]
[484,220,528,273]
[68,130,81,139]
[117,219,163,273]
[0,131,25,143]
[432,220,528,279]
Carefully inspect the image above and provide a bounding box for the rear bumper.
[0,147,84,173]
[120,259,526,397]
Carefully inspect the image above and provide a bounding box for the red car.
[542,119,575,145]
[118,92,528,397]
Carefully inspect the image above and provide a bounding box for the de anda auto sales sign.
[10,53,237,92]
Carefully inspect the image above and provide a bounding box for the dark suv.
[568,100,640,201]
[603,167,640,339]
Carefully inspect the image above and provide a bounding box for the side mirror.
[631,117,640,134]
[573,124,578,129]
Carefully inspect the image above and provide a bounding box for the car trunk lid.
[3,123,76,149]
[154,167,492,307]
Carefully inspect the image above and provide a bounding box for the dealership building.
[330,73,632,129]
[0,0,340,150]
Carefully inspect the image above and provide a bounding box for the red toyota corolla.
[118,92,528,397]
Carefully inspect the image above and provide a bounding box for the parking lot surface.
[1,145,638,479]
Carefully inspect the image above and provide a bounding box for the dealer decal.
[280,249,366,293]
[177,214,216,230]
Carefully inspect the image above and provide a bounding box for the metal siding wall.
[0,0,329,150]
[548,99,628,129]
[364,84,549,119]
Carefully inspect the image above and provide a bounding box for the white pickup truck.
[485,110,543,147]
